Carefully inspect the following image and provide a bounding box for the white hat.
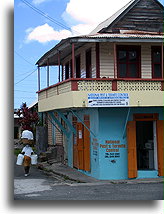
[21,130,34,140]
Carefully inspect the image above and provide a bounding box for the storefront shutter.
[127,121,137,178]
[156,120,164,176]
[77,122,84,170]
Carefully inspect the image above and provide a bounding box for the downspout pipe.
[123,107,131,139]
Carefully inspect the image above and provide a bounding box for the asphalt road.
[14,162,164,200]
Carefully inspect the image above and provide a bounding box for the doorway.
[127,115,163,178]
[136,121,157,170]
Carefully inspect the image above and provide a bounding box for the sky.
[14,0,164,109]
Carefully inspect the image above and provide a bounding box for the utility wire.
[20,0,80,35]
[15,69,37,85]
[14,50,35,66]
[14,90,35,93]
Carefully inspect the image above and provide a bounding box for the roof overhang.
[36,38,86,67]
[36,33,163,67]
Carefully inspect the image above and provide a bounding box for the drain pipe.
[122,107,131,139]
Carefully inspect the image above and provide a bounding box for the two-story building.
[36,0,163,180]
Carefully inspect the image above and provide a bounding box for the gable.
[103,0,164,32]
[100,0,164,33]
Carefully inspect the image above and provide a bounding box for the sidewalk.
[37,161,164,184]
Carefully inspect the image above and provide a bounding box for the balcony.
[37,78,164,112]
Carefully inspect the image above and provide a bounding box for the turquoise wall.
[98,107,128,179]
[67,106,163,180]
[98,107,163,180]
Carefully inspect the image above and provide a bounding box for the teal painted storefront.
[66,107,163,180]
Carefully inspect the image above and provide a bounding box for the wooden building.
[36,0,163,180]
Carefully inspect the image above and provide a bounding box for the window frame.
[151,46,162,79]
[117,45,141,78]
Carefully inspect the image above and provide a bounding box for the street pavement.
[14,159,164,200]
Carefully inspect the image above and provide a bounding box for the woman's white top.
[22,145,34,157]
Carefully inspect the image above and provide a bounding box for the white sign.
[88,93,129,107]
[79,130,82,139]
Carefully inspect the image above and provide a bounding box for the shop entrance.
[136,121,157,170]
[127,113,163,178]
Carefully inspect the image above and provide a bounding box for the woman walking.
[21,130,34,177]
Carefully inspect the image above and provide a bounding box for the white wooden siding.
[92,45,96,78]
[141,44,152,79]
[99,43,114,78]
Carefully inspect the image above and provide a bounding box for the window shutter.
[127,121,137,178]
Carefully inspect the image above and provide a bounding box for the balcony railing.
[38,78,163,100]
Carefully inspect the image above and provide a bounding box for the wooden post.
[113,43,117,79]
[38,66,40,91]
[72,43,75,78]
[58,51,61,82]
[47,59,49,87]
[96,43,100,78]
[61,64,64,81]
[161,43,163,79]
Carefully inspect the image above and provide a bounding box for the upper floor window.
[152,47,162,79]
[117,46,141,78]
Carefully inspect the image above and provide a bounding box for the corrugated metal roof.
[83,33,163,39]
[36,32,163,66]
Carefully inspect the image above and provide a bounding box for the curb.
[37,162,164,185]
[37,163,85,183]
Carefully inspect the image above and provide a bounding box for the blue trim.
[123,107,131,139]
[48,112,70,138]
[70,109,96,137]
[55,110,76,135]
[47,116,62,135]
[137,170,158,179]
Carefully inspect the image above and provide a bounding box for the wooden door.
[156,120,164,176]
[77,122,84,170]
[127,121,137,178]
[83,116,90,171]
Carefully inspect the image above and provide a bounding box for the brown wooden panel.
[105,0,163,33]
[77,122,84,170]
[133,113,159,121]
[156,120,164,176]
[127,121,137,178]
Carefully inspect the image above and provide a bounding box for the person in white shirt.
[21,130,34,177]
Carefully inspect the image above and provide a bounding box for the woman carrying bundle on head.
[21,130,34,177]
